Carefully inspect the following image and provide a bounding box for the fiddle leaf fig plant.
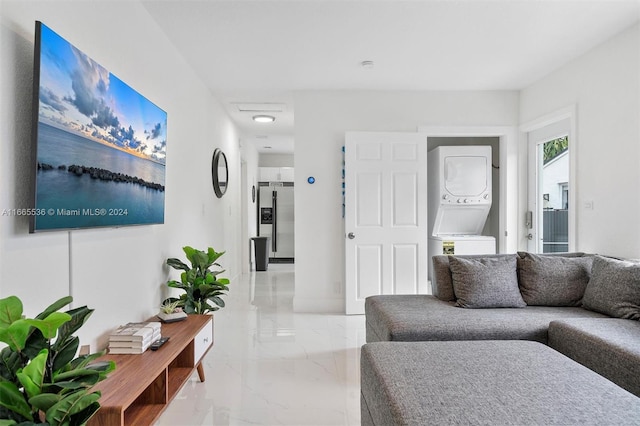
[0,295,115,426]
[165,246,231,314]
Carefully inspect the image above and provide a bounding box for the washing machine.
[429,235,496,257]
[428,145,496,282]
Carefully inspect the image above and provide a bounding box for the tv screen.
[30,21,167,232]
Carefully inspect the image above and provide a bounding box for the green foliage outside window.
[543,136,568,164]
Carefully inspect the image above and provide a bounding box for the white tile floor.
[155,264,366,426]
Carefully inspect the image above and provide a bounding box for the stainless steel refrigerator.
[258,182,294,262]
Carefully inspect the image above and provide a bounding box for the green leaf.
[196,282,211,294]
[207,248,225,265]
[84,361,116,382]
[17,348,48,399]
[166,258,190,271]
[29,392,61,412]
[53,367,101,385]
[210,296,225,308]
[68,352,106,370]
[69,400,101,426]
[0,420,18,426]
[0,347,24,381]
[22,329,47,361]
[55,307,93,347]
[0,320,31,351]
[51,336,79,373]
[182,245,196,256]
[185,269,198,284]
[45,390,101,426]
[167,280,187,291]
[24,312,71,340]
[184,298,199,314]
[0,381,33,422]
[34,296,73,321]
[0,296,23,330]
[190,249,206,267]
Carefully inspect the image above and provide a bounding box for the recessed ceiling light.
[263,146,272,149]
[361,60,374,70]
[253,115,275,123]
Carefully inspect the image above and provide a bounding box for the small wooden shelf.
[88,315,213,426]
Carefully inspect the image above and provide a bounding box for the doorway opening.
[537,136,569,253]
[524,109,575,254]
[257,167,295,264]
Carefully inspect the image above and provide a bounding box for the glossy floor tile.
[155,264,366,426]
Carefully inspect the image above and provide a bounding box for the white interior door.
[345,132,428,314]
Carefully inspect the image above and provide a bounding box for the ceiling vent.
[233,102,286,113]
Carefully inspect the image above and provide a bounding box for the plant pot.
[157,310,187,323]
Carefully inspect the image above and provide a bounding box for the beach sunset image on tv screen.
[31,22,167,232]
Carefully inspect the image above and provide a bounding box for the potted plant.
[164,246,230,314]
[0,295,115,426]
[157,299,187,323]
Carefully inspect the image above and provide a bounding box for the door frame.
[520,105,577,253]
[417,125,518,254]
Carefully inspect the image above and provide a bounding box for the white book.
[109,322,159,342]
[124,321,161,331]
[108,345,150,355]
[109,335,152,348]
[108,330,162,348]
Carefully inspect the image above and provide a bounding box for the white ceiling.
[142,0,640,154]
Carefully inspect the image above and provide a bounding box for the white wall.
[242,142,260,271]
[0,2,243,351]
[293,90,519,312]
[520,23,640,258]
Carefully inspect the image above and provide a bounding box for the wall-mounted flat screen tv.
[30,21,167,232]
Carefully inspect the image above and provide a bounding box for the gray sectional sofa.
[361,252,640,425]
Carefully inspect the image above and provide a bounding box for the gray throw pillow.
[517,252,593,306]
[582,255,640,319]
[449,255,526,308]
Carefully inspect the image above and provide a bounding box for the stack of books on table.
[108,321,161,354]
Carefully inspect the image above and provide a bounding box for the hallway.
[156,264,365,425]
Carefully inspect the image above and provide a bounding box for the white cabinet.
[259,167,294,182]
[193,316,213,364]
[279,167,294,182]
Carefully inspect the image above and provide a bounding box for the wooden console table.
[88,314,213,426]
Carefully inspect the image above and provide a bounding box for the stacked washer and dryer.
[428,145,496,281]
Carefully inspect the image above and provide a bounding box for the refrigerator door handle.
[272,190,277,253]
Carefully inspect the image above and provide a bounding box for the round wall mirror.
[212,148,228,198]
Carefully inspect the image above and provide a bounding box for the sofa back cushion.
[517,252,593,306]
[432,252,589,303]
[432,254,516,301]
[449,255,526,308]
[582,255,640,319]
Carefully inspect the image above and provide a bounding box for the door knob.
[527,233,533,240]
[347,232,356,240]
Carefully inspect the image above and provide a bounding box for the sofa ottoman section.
[361,340,640,426]
[548,318,640,397]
